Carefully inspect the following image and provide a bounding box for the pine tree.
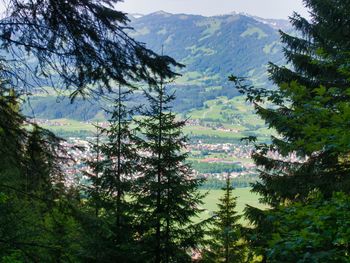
[203,175,244,263]
[133,82,205,263]
[83,86,139,261]
[230,0,350,259]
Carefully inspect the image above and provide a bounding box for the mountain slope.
[25,12,287,119]
[129,11,285,87]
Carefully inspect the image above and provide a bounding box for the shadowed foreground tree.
[264,192,350,262]
[0,86,82,262]
[0,0,181,98]
[0,1,186,261]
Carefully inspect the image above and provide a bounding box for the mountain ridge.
[129,10,291,30]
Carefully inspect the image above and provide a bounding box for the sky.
[117,0,310,19]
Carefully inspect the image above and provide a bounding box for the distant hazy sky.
[117,0,310,19]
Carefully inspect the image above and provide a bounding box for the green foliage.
[264,193,350,262]
[0,87,83,262]
[2,0,180,98]
[82,86,139,261]
[1,251,25,263]
[2,3,248,260]
[203,176,246,263]
[133,84,206,262]
[232,1,350,260]
[233,0,350,204]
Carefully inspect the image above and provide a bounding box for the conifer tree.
[0,86,82,262]
[23,126,81,262]
[133,82,205,263]
[231,0,350,207]
[25,126,66,199]
[0,86,29,262]
[0,0,181,98]
[83,86,139,261]
[0,86,25,189]
[231,0,350,259]
[0,1,184,260]
[203,175,244,263]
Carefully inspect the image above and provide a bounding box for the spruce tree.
[231,0,350,207]
[230,0,350,259]
[203,175,244,263]
[0,1,183,261]
[133,82,205,263]
[0,86,29,261]
[83,86,139,261]
[23,125,81,262]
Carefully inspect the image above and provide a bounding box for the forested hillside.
[23,12,287,119]
[129,11,286,88]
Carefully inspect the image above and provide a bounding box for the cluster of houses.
[57,137,259,186]
[34,119,69,127]
[187,142,254,159]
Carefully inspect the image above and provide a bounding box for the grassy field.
[183,125,244,139]
[187,96,265,126]
[39,118,96,132]
[36,95,274,144]
[198,188,267,225]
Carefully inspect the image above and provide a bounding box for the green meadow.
[198,188,267,225]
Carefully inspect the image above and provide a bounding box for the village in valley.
[37,117,262,187]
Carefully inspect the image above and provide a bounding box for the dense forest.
[1,0,350,262]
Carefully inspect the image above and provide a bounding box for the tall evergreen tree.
[83,86,139,262]
[133,82,205,263]
[231,0,350,207]
[231,0,350,259]
[0,1,182,261]
[203,175,244,263]
[0,87,82,262]
[0,86,29,262]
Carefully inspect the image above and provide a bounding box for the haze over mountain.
[25,11,289,120]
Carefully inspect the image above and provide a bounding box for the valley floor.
[199,188,267,225]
